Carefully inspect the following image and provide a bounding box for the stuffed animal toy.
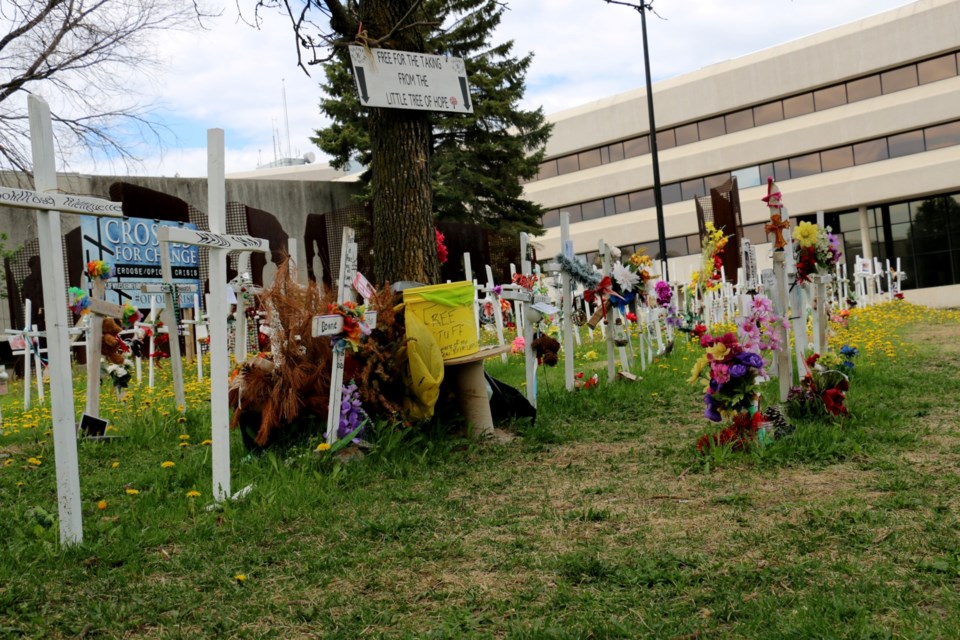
[531,333,561,367]
[100,317,128,365]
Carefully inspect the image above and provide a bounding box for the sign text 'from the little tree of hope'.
[348,46,473,113]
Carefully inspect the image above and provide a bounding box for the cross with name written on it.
[349,46,474,113]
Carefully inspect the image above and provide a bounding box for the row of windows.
[541,119,960,229]
[530,49,960,183]
[799,195,960,290]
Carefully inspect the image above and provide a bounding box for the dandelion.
[125,488,140,496]
[27,457,41,466]
[186,490,201,498]
[161,461,175,469]
[234,574,247,583]
[200,439,212,446]
[178,434,190,440]
[316,442,331,452]
[3,459,13,467]
[177,417,187,424]
[97,500,107,511]
[111,461,120,469]
[178,442,190,448]
[584,350,599,361]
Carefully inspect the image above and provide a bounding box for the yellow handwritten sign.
[403,281,478,360]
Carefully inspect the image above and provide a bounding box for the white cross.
[2,96,124,546]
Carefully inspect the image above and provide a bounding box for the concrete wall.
[0,172,362,331]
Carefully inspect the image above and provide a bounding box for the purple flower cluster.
[655,280,673,307]
[339,382,367,440]
[827,232,843,265]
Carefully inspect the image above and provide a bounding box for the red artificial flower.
[693,323,708,339]
[805,353,820,368]
[435,229,449,264]
[626,312,637,322]
[823,388,848,416]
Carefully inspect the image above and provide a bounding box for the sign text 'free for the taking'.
[349,46,473,113]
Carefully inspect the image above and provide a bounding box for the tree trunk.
[370,107,438,285]
[364,0,439,286]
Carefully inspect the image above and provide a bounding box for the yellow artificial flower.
[794,221,819,248]
[186,490,201,498]
[125,488,140,496]
[316,443,331,452]
[687,355,708,384]
[705,343,730,362]
[161,461,175,469]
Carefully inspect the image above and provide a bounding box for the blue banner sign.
[80,216,201,309]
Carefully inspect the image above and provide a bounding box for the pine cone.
[763,405,792,438]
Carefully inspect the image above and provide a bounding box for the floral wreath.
[327,301,370,352]
[86,260,114,281]
[553,253,602,289]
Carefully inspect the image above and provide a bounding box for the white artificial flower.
[612,262,640,292]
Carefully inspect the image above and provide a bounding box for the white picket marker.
[599,241,617,382]
[559,213,575,391]
[324,227,357,444]
[484,265,507,363]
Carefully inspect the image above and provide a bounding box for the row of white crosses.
[0,98,265,545]
[3,299,46,410]
[853,255,907,307]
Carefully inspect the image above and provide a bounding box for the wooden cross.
[4,298,46,410]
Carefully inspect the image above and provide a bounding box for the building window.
[556,154,579,175]
[580,199,604,221]
[924,121,960,150]
[820,146,854,172]
[674,123,698,146]
[629,189,654,211]
[853,139,888,165]
[542,209,560,228]
[753,101,784,126]
[614,194,631,214]
[846,75,882,103]
[918,53,958,84]
[538,159,558,180]
[725,109,754,134]
[608,142,625,163]
[814,85,847,111]
[624,135,649,158]
[789,152,821,178]
[783,93,815,119]
[665,236,688,257]
[881,65,919,93]
[698,116,726,140]
[731,166,761,189]
[773,159,791,182]
[888,130,925,158]
[705,172,732,190]
[656,129,676,150]
[680,178,706,201]
[661,183,682,205]
[578,148,602,171]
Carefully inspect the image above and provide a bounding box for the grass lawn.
[1,301,959,639]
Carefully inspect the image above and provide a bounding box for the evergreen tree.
[308,0,551,282]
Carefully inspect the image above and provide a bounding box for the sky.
[50,0,918,178]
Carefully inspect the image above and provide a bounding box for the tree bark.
[363,0,439,286]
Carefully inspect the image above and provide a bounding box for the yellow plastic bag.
[402,311,445,420]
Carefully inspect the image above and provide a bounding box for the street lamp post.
[604,0,669,282]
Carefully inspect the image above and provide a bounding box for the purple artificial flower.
[704,393,722,422]
[655,280,673,306]
[729,364,747,378]
[493,285,503,296]
[338,382,367,440]
[735,351,764,370]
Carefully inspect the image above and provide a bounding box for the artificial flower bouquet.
[688,331,766,423]
[793,221,842,284]
[786,351,850,419]
[688,222,729,295]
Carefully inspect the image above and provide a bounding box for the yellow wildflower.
[316,443,331,452]
[178,442,190,448]
[125,488,140,496]
[97,500,107,511]
[111,461,120,469]
[200,439,212,446]
[161,461,175,469]
[234,574,247,583]
[3,458,13,467]
[178,434,190,440]
[584,350,599,361]
[186,490,201,498]
[27,457,41,466]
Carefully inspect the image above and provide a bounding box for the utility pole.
[604,0,669,282]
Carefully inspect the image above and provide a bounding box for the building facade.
[524,0,960,307]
